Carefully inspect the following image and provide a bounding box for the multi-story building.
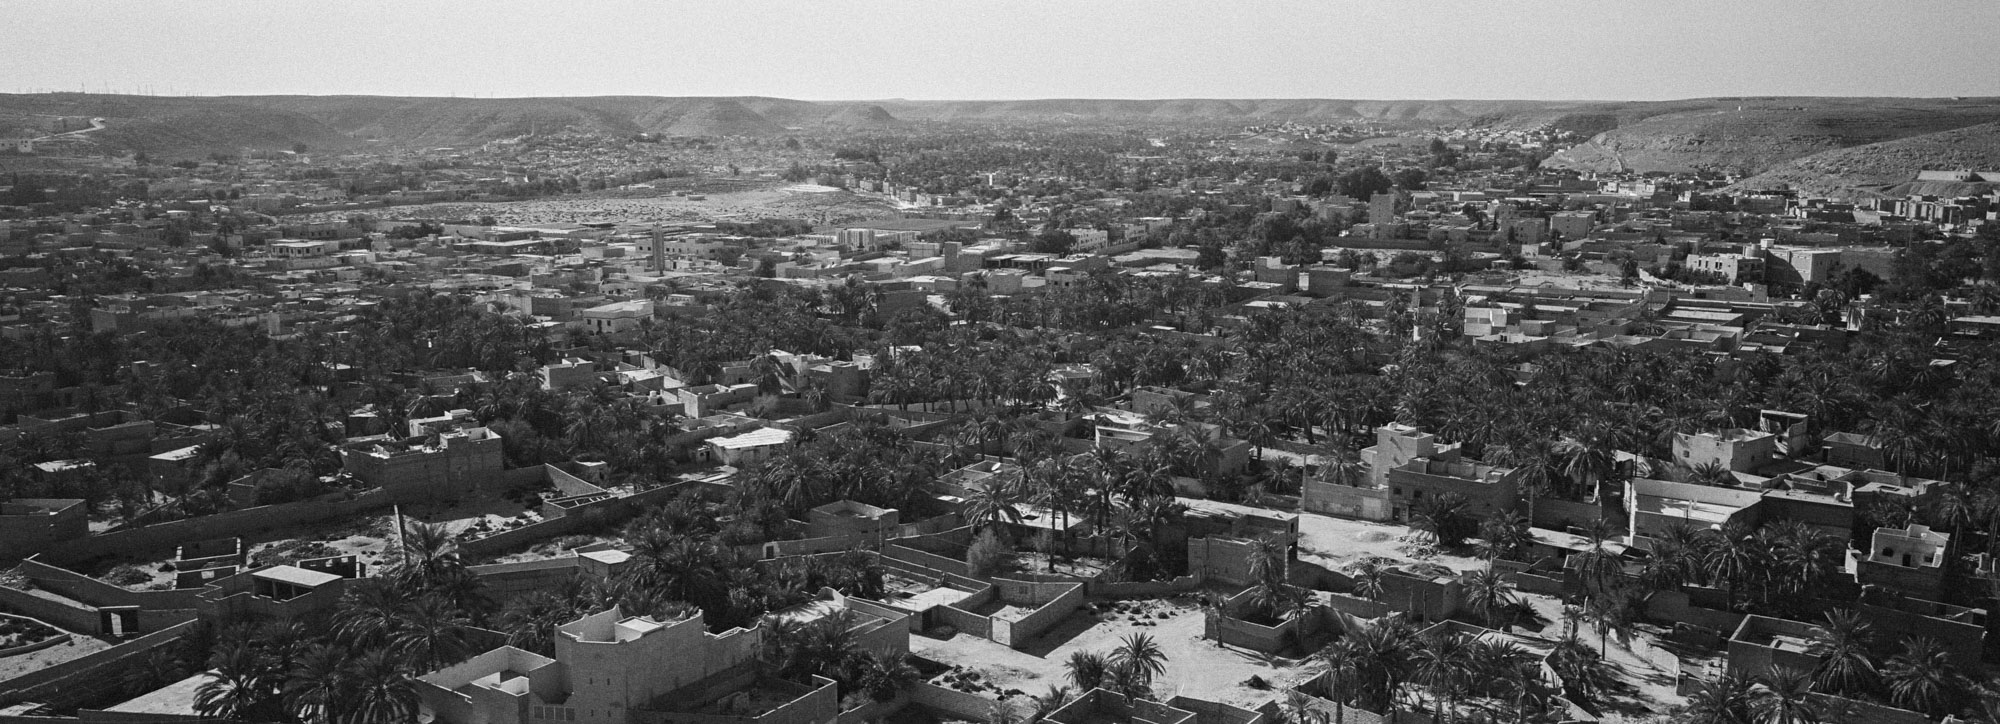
[579,300,653,335]
[1672,428,1778,474]
[339,426,505,495]
[1858,524,1949,599]
[1687,253,1765,283]
[0,498,87,561]
[418,607,794,724]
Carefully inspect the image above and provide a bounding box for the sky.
[8,0,2000,101]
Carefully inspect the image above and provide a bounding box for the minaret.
[651,227,665,272]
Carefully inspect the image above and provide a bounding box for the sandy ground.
[1175,499,1692,719]
[0,634,112,681]
[84,495,549,589]
[913,595,1317,710]
[1517,594,1690,721]
[326,184,898,227]
[1177,497,1487,576]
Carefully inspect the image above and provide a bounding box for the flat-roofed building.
[1626,478,1763,542]
[1859,524,1949,599]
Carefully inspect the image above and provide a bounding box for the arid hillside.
[5,92,1999,190]
[1542,99,2000,175]
[1731,120,2000,198]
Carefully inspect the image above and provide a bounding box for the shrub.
[967,529,1011,577]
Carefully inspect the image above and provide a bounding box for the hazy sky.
[10,0,1999,101]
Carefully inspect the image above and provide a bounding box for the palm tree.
[284,644,351,724]
[1685,670,1758,724]
[1110,633,1168,685]
[390,594,475,673]
[1882,636,1959,717]
[1460,568,1518,631]
[1412,629,1476,724]
[345,648,422,724]
[1752,666,1821,724]
[1687,460,1735,487]
[1807,609,1876,697]
[1065,651,1110,691]
[1547,635,1607,704]
[852,650,919,702]
[332,578,407,648]
[964,479,1025,531]
[194,638,274,722]
[1411,492,1476,548]
[1352,561,1386,602]
[1704,521,1766,609]
[1344,619,1417,720]
[1475,510,1533,562]
[1104,661,1155,700]
[1027,686,1074,724]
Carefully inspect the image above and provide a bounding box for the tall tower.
[651,226,665,272]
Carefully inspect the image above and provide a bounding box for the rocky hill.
[1542,100,2000,176]
[1731,120,2000,197]
[5,93,1999,189]
[820,104,905,129]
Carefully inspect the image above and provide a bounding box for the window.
[1393,487,1403,496]
[1882,548,1893,557]
[1413,490,1424,500]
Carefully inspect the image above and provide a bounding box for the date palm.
[1807,608,1876,697]
[1065,650,1110,691]
[284,644,351,724]
[1110,633,1168,684]
[1686,670,1757,724]
[345,647,422,724]
[853,650,920,702]
[1752,666,1820,724]
[195,637,275,721]
[1883,636,1959,716]
[1461,567,1518,631]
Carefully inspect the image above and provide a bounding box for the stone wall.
[38,487,400,568]
[987,579,1083,649]
[0,621,197,710]
[0,585,99,634]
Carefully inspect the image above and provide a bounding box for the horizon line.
[5,90,1997,105]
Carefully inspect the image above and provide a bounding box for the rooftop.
[253,565,341,588]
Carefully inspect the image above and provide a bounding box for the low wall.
[1211,590,1323,654]
[18,556,207,611]
[0,631,70,658]
[1506,571,1568,596]
[1810,693,1929,724]
[907,683,1014,723]
[1300,481,1392,521]
[1088,575,1202,599]
[1165,697,1265,724]
[1530,498,1604,531]
[934,586,995,638]
[0,586,98,634]
[837,692,908,724]
[883,544,972,578]
[1322,593,1393,620]
[988,579,1083,648]
[460,481,690,558]
[1645,590,1745,633]
[0,621,197,710]
[1627,632,1681,673]
[41,487,399,567]
[468,557,582,600]
[876,557,989,594]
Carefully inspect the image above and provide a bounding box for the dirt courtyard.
[912,595,1317,711]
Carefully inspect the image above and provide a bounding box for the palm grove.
[4,254,2000,721]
